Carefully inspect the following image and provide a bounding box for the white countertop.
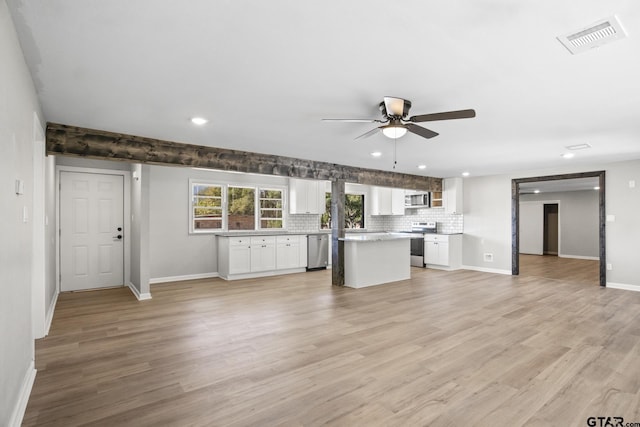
[339,232,415,242]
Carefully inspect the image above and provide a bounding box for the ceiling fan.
[323,96,476,140]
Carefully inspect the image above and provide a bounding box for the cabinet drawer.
[250,236,276,245]
[228,237,251,246]
[276,235,301,244]
[424,235,449,243]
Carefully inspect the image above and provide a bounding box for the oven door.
[410,236,425,267]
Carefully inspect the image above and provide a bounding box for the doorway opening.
[543,203,558,256]
[512,171,605,286]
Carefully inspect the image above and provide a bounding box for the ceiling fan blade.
[354,127,380,140]
[409,109,476,123]
[405,123,439,139]
[322,118,381,123]
[383,97,408,117]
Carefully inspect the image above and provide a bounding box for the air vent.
[557,15,627,55]
[565,143,592,151]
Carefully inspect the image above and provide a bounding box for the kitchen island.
[340,232,413,288]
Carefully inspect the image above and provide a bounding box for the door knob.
[114,235,123,240]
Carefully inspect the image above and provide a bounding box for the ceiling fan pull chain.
[393,140,397,169]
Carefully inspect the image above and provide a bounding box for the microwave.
[405,193,430,207]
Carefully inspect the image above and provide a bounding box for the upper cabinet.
[369,186,405,216]
[444,177,463,214]
[289,178,324,214]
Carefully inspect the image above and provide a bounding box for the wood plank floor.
[24,268,640,426]
[520,254,600,286]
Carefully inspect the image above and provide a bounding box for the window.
[190,181,284,233]
[192,183,223,231]
[228,186,255,230]
[320,192,365,229]
[259,189,283,229]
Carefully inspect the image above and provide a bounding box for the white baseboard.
[558,254,599,261]
[606,282,640,292]
[8,361,36,427]
[219,268,306,281]
[149,272,219,284]
[127,282,152,301]
[44,291,59,336]
[461,265,512,275]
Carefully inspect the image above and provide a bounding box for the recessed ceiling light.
[191,117,209,125]
[370,151,382,157]
[462,172,470,177]
[418,164,427,170]
[534,190,541,194]
[562,152,575,159]
[594,186,600,190]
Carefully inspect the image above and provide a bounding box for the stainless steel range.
[405,221,437,267]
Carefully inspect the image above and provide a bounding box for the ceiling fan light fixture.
[382,126,407,139]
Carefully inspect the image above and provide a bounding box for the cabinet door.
[391,189,405,215]
[277,235,301,269]
[437,242,450,265]
[444,177,463,214]
[305,181,320,214]
[425,241,439,264]
[229,245,251,274]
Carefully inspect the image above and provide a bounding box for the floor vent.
[557,15,627,55]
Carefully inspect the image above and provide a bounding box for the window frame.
[258,187,285,230]
[190,181,225,233]
[189,179,287,234]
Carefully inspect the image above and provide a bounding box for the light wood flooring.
[24,267,640,426]
[520,254,600,286]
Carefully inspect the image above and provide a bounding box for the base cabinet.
[218,234,307,280]
[424,234,462,270]
[250,236,276,272]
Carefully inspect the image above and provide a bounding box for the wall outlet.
[484,253,494,262]
[606,263,612,271]
[630,180,636,188]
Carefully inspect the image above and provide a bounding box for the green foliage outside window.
[320,192,365,229]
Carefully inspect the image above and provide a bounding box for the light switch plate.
[630,180,636,188]
[606,215,615,222]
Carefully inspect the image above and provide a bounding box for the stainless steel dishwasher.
[307,234,329,270]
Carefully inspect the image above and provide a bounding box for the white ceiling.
[7,1,640,178]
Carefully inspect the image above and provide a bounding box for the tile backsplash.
[367,208,463,234]
[287,214,322,233]
[288,208,463,234]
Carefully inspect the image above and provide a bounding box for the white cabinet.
[424,234,462,270]
[289,178,324,214]
[444,177,463,214]
[250,236,276,272]
[228,238,251,274]
[276,235,306,269]
[218,234,308,280]
[369,186,405,215]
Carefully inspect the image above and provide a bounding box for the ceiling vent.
[557,15,627,55]
[565,143,592,150]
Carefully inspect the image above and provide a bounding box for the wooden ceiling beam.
[46,122,442,191]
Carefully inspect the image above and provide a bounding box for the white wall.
[0,1,42,424]
[462,174,513,273]
[605,161,640,288]
[463,160,640,289]
[148,165,292,280]
[130,163,150,297]
[520,190,599,259]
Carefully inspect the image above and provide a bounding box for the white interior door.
[60,171,124,291]
[520,202,543,255]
